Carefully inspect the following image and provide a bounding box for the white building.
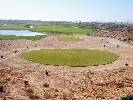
[25,24,34,29]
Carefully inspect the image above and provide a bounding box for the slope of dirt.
[0,36,133,100]
[94,30,133,45]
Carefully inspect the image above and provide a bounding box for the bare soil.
[0,36,133,100]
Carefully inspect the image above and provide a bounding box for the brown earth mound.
[0,62,133,100]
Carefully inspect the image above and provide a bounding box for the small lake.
[0,30,45,36]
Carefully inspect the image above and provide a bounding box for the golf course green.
[23,49,119,67]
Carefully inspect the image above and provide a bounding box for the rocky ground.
[0,36,133,100]
[94,30,133,45]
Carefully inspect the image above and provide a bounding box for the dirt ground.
[0,36,133,100]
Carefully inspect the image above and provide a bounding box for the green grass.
[26,88,34,98]
[23,49,119,67]
[121,95,133,100]
[0,24,28,30]
[33,25,97,35]
[57,35,84,42]
[43,83,49,88]
[0,35,45,40]
[0,80,7,84]
[0,24,98,35]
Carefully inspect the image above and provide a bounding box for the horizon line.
[0,18,133,23]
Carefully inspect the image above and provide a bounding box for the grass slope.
[23,49,119,67]
[57,35,84,42]
[0,35,44,40]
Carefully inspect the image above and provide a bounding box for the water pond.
[0,30,45,36]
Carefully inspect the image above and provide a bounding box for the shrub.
[0,80,7,84]
[26,88,34,98]
[0,80,7,92]
[125,63,129,67]
[24,80,29,86]
[43,83,49,88]
[1,55,4,59]
[121,95,133,100]
[15,50,18,53]
[123,39,127,41]
[45,70,49,76]
[0,84,4,92]
[117,45,119,48]
[26,88,39,99]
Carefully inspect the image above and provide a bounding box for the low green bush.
[121,95,133,100]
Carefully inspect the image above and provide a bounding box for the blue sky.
[0,0,133,22]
